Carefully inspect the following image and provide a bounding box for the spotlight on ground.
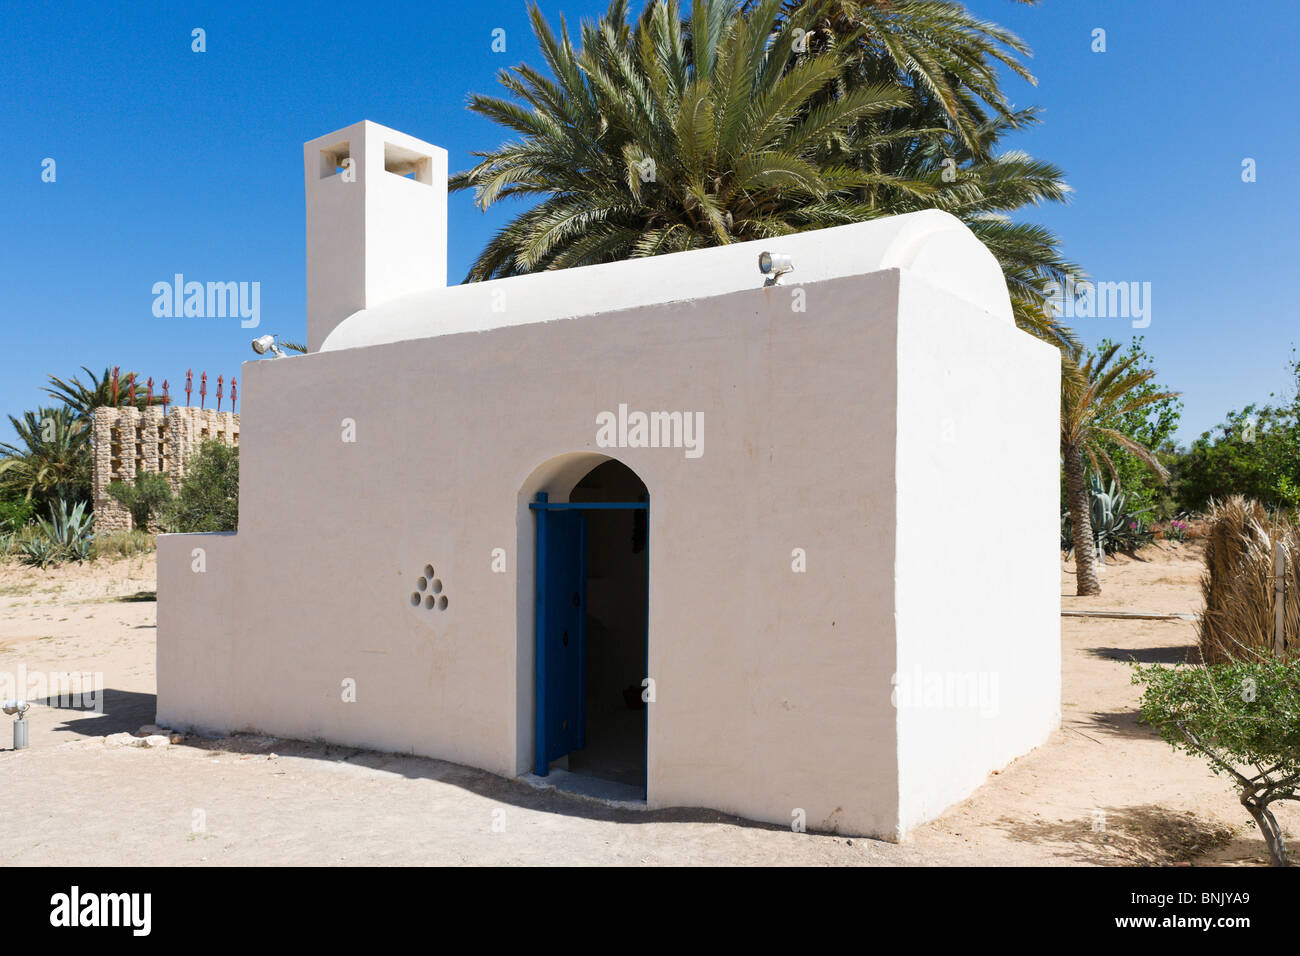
[3,699,30,750]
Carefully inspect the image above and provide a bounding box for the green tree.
[164,441,239,533]
[451,0,1078,346]
[1061,345,1178,595]
[1172,351,1300,512]
[0,406,91,510]
[1135,658,1300,867]
[107,471,175,531]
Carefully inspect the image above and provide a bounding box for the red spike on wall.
[216,374,224,412]
[161,380,170,414]
[199,371,207,410]
[184,369,193,407]
[231,378,237,413]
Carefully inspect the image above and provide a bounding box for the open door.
[533,495,586,774]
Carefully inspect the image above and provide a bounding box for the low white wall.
[156,532,240,735]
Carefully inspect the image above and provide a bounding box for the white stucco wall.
[892,279,1062,837]
[160,269,905,836]
[157,261,1058,840]
[320,208,1013,351]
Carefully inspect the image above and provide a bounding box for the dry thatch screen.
[1199,496,1300,664]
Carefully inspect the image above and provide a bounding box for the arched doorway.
[530,458,648,796]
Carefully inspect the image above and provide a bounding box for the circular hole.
[417,576,428,592]
[424,595,436,610]
[424,564,435,578]
[409,592,420,607]
[437,595,448,611]
[430,578,442,594]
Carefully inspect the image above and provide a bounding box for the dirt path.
[0,544,1285,865]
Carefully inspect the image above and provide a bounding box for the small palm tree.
[44,366,160,423]
[0,406,91,508]
[1061,345,1178,595]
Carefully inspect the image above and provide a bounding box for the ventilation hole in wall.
[384,142,433,185]
[411,564,448,616]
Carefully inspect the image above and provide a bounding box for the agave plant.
[22,498,96,566]
[18,536,61,569]
[1062,474,1153,560]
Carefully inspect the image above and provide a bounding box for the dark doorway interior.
[565,460,648,793]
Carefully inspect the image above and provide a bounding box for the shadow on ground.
[994,804,1237,865]
[1087,645,1201,665]
[164,731,862,838]
[41,688,156,739]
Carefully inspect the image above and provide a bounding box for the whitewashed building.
[157,120,1060,840]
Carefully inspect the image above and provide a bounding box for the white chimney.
[303,120,448,351]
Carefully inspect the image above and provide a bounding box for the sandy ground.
[0,541,1288,866]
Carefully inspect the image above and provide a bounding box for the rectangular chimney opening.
[318,140,351,179]
[384,141,432,185]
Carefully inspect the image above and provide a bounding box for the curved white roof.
[320,209,1012,352]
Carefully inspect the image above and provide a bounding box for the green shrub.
[1134,658,1300,866]
[0,497,34,532]
[1172,349,1300,512]
[107,471,174,530]
[164,441,238,532]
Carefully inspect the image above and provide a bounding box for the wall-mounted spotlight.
[3,699,30,750]
[758,251,794,287]
[251,334,286,359]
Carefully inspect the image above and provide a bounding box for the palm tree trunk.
[1064,445,1101,596]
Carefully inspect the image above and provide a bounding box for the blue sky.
[1,0,1296,446]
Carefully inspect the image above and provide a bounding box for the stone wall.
[92,406,239,533]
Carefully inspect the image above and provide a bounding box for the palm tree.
[789,0,1041,153]
[44,366,161,423]
[0,406,92,508]
[892,108,1082,348]
[452,0,941,277]
[1061,345,1178,595]
[452,0,1078,348]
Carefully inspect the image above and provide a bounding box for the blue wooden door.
[534,501,586,774]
